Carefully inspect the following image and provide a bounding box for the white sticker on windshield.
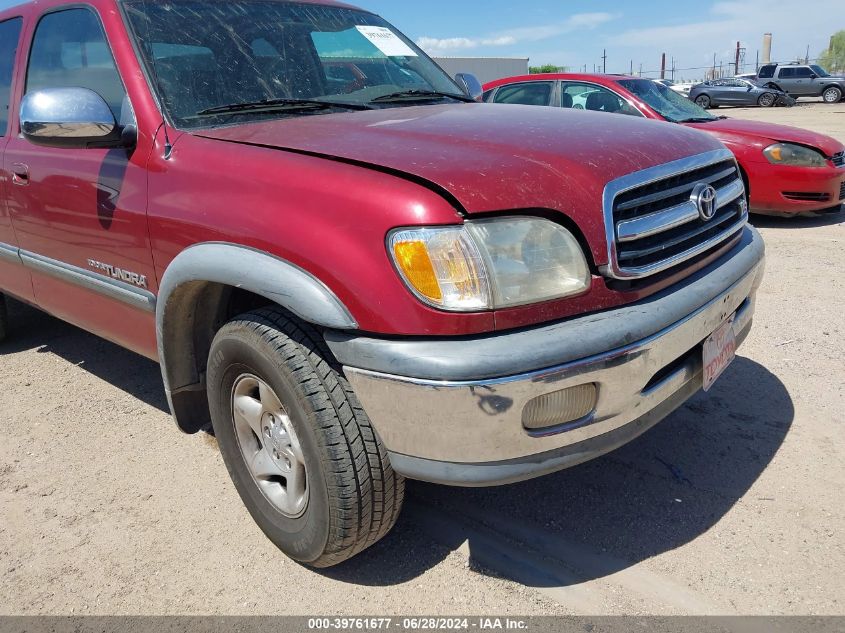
[356,26,418,57]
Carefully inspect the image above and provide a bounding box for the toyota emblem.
[692,183,718,221]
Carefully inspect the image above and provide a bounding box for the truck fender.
[156,242,357,432]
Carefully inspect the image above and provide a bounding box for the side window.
[492,82,553,106]
[26,8,127,119]
[0,17,23,137]
[794,67,813,78]
[561,82,642,117]
[778,68,796,78]
[758,65,776,79]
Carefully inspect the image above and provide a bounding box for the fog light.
[522,384,598,431]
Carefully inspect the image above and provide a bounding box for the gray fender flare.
[156,242,357,431]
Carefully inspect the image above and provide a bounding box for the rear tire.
[695,94,711,109]
[207,307,404,568]
[822,86,842,104]
[0,294,7,343]
[757,92,775,107]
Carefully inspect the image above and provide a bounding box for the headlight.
[389,218,590,311]
[763,143,827,167]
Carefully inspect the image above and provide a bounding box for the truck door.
[0,16,34,304]
[776,68,799,94]
[791,67,815,96]
[3,6,158,358]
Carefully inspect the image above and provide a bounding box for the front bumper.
[748,161,845,215]
[329,227,766,487]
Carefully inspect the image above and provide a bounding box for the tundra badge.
[87,259,148,289]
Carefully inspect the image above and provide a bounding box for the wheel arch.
[156,243,358,433]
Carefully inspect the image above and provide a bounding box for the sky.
[356,0,843,80]
[0,0,841,81]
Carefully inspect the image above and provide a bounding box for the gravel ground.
[1,102,843,616]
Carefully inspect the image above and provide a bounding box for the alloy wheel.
[823,87,842,104]
[231,374,308,518]
[758,93,775,107]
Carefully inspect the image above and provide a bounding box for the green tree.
[818,31,845,73]
[529,64,568,74]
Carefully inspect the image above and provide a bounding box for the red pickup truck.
[0,0,765,567]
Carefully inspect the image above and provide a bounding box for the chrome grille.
[833,152,845,168]
[602,150,748,280]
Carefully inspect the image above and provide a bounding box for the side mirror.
[809,73,818,79]
[20,87,128,149]
[454,73,483,102]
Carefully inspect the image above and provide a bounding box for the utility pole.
[602,49,607,74]
[639,63,643,77]
[712,53,717,79]
[805,45,810,64]
[735,41,741,75]
[671,56,675,80]
[755,50,759,72]
[630,59,633,75]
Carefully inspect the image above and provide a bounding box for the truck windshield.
[618,79,717,123]
[810,65,830,78]
[122,0,466,128]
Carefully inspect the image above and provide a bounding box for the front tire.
[822,86,843,104]
[695,94,711,109]
[207,307,404,568]
[757,92,775,107]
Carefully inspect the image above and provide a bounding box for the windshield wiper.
[196,98,373,116]
[370,90,475,104]
[677,117,719,123]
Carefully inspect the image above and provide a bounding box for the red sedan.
[483,74,845,217]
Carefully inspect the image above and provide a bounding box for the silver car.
[688,78,790,108]
[757,63,845,103]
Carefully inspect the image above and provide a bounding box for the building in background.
[433,57,530,85]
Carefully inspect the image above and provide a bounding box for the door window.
[26,8,127,119]
[561,82,642,116]
[778,68,796,78]
[793,67,813,78]
[0,17,23,136]
[492,82,553,106]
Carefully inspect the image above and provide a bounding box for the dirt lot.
[1,102,843,616]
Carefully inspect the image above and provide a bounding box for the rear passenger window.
[493,82,553,106]
[26,8,127,119]
[758,65,775,79]
[0,17,23,137]
[779,68,795,78]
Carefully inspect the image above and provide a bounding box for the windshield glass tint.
[619,79,716,123]
[122,0,463,128]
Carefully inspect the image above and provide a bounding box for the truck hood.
[685,117,844,157]
[197,103,722,215]
[196,104,724,266]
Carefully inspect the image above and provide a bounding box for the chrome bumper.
[339,228,765,486]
